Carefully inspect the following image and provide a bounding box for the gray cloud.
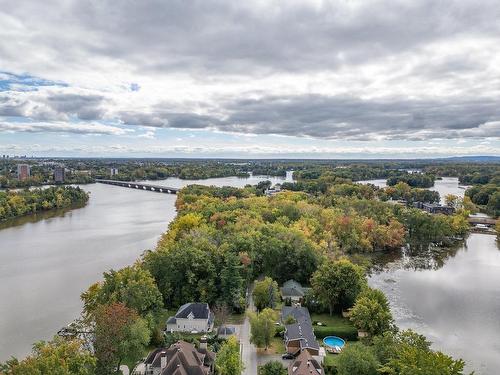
[0,91,108,122]
[115,94,500,140]
[45,93,106,120]
[3,0,500,75]
[1,0,500,149]
[0,121,128,136]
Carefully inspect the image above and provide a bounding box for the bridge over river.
[96,179,178,194]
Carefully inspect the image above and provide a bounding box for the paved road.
[241,284,258,375]
[240,283,290,375]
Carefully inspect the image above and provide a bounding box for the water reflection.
[370,241,465,272]
[0,174,293,361]
[0,204,86,231]
[369,234,500,375]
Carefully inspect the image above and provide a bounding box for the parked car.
[282,353,294,360]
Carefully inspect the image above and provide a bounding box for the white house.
[166,303,214,333]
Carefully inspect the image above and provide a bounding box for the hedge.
[313,326,358,341]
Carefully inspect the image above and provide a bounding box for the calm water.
[360,176,498,373]
[0,174,291,361]
[359,176,468,204]
[369,234,500,375]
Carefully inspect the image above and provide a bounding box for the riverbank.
[0,186,89,222]
[0,174,292,361]
[369,233,500,374]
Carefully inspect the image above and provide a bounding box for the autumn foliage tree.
[93,303,150,375]
[311,259,365,315]
[0,337,95,375]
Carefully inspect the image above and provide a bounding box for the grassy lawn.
[310,313,358,341]
[226,313,245,324]
[323,342,364,368]
[257,336,286,355]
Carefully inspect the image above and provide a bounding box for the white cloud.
[0,0,500,156]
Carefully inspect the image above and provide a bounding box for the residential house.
[264,184,282,196]
[413,201,455,215]
[288,350,323,375]
[166,303,214,333]
[281,280,306,303]
[281,306,320,356]
[133,339,215,375]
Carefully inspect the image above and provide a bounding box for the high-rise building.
[110,167,119,176]
[17,164,31,180]
[54,166,65,183]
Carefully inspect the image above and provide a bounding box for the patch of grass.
[311,313,358,341]
[257,336,286,355]
[323,342,365,373]
[226,313,245,324]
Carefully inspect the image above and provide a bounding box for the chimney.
[161,351,167,370]
[200,335,208,350]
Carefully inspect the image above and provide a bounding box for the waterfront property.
[166,303,214,333]
[288,350,323,375]
[322,336,345,354]
[413,201,455,215]
[281,280,307,303]
[281,306,320,356]
[133,339,215,375]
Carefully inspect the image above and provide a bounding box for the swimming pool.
[323,336,346,349]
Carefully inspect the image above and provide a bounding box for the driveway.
[241,284,258,375]
[240,283,289,375]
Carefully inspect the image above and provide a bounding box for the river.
[0,173,292,361]
[1,173,497,373]
[369,234,500,375]
[358,176,469,204]
[359,176,499,374]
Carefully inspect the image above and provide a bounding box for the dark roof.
[281,280,305,297]
[282,306,311,324]
[175,303,211,320]
[144,341,215,375]
[166,316,177,324]
[282,307,319,351]
[288,350,323,375]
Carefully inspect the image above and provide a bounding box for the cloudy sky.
[1,0,499,158]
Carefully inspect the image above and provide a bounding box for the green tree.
[253,277,280,311]
[93,303,150,374]
[357,287,390,312]
[143,234,218,306]
[81,265,162,317]
[311,259,365,315]
[380,346,467,375]
[259,361,287,375]
[0,337,95,375]
[350,296,393,336]
[249,308,278,350]
[374,330,468,375]
[336,344,380,375]
[220,252,245,310]
[216,336,243,375]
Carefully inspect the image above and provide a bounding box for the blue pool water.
[323,336,346,348]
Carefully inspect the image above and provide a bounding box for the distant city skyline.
[1,0,500,158]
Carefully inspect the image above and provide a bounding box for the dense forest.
[2,159,497,374]
[0,186,89,221]
[1,172,478,374]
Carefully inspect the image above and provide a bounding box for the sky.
[1,0,499,159]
